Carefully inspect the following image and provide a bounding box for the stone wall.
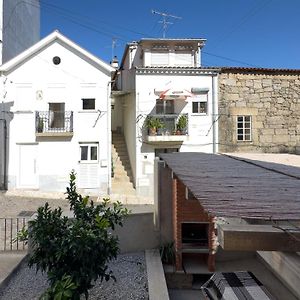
[218,69,300,153]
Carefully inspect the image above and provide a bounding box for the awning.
[154,88,194,100]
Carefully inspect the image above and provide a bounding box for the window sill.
[191,113,208,116]
[78,110,98,113]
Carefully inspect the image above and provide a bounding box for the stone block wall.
[218,69,300,153]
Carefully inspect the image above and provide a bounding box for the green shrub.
[25,171,129,299]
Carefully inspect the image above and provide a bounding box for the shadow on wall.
[0,101,14,190]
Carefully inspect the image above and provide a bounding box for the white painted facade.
[114,38,219,196]
[0,31,114,194]
[0,0,40,64]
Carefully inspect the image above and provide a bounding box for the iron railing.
[145,113,189,136]
[0,218,29,251]
[36,111,73,134]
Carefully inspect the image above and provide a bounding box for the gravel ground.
[0,252,148,300]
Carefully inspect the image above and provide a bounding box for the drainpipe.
[107,80,115,195]
[0,117,7,190]
[212,74,217,154]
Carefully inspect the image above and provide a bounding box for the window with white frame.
[80,143,98,162]
[237,115,252,141]
[192,94,208,114]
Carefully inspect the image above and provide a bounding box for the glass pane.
[245,122,251,128]
[237,135,243,141]
[245,129,250,135]
[245,134,251,141]
[237,129,243,135]
[199,102,207,113]
[156,100,164,114]
[244,116,251,122]
[192,102,198,113]
[80,146,88,160]
[237,122,243,128]
[165,100,174,114]
[82,99,95,110]
[90,146,98,160]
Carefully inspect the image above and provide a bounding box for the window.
[192,94,208,114]
[82,98,95,110]
[156,99,174,114]
[49,103,65,128]
[80,143,98,162]
[192,101,207,114]
[237,115,252,141]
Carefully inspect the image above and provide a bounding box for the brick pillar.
[172,178,182,270]
[208,216,216,272]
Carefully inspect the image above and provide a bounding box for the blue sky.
[40,0,300,69]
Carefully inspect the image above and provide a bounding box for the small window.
[80,143,98,162]
[237,115,252,141]
[192,101,207,114]
[82,98,95,110]
[192,94,208,114]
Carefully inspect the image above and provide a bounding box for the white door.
[18,144,38,188]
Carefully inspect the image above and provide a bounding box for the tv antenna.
[151,9,182,38]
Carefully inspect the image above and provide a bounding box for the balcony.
[35,111,73,137]
[144,113,188,143]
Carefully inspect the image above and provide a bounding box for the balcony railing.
[144,113,188,143]
[36,111,73,136]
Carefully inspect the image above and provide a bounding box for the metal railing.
[0,218,29,251]
[145,113,189,136]
[36,111,73,134]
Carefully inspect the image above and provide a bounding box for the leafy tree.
[24,171,129,299]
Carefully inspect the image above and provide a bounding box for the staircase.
[111,132,136,197]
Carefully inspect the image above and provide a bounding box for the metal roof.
[160,152,300,220]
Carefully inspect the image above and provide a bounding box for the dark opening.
[181,223,209,247]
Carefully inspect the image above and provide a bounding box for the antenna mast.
[151,9,182,38]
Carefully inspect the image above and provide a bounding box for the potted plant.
[145,116,164,135]
[176,115,188,135]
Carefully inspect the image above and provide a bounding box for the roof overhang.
[0,30,115,74]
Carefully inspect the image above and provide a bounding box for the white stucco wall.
[134,72,217,196]
[1,0,40,64]
[2,40,111,194]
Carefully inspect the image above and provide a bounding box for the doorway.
[18,144,38,188]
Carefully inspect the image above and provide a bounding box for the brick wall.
[219,70,300,153]
[172,177,215,271]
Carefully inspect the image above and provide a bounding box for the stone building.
[218,67,300,153]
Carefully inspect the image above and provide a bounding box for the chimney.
[110,56,119,69]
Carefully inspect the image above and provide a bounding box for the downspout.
[212,74,217,154]
[107,80,115,195]
[0,117,7,190]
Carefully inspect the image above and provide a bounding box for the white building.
[0,0,40,64]
[0,31,114,194]
[113,38,219,197]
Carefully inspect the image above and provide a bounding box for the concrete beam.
[218,224,300,251]
[146,249,169,300]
